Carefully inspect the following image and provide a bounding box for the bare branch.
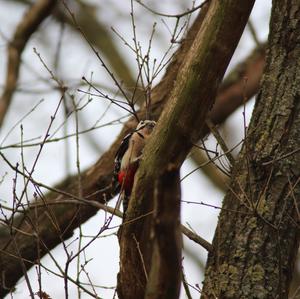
[181,225,213,253]
[136,0,210,18]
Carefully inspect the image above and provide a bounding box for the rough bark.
[117,1,255,298]
[202,1,300,298]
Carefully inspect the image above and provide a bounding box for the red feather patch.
[118,164,138,195]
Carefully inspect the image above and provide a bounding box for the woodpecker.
[113,120,156,216]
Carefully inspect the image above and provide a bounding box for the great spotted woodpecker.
[113,120,156,215]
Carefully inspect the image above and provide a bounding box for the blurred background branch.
[0,0,57,128]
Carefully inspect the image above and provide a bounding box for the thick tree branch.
[118,1,255,298]
[0,0,57,128]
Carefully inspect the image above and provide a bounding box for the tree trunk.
[202,1,300,298]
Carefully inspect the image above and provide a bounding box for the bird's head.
[135,120,156,137]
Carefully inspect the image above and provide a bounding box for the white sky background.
[0,1,272,298]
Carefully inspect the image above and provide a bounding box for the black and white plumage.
[112,120,156,215]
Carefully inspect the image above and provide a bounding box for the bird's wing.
[112,132,132,193]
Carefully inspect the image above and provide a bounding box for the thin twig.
[181,225,213,253]
[206,118,235,167]
[133,234,148,281]
[247,19,262,48]
[135,0,209,18]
